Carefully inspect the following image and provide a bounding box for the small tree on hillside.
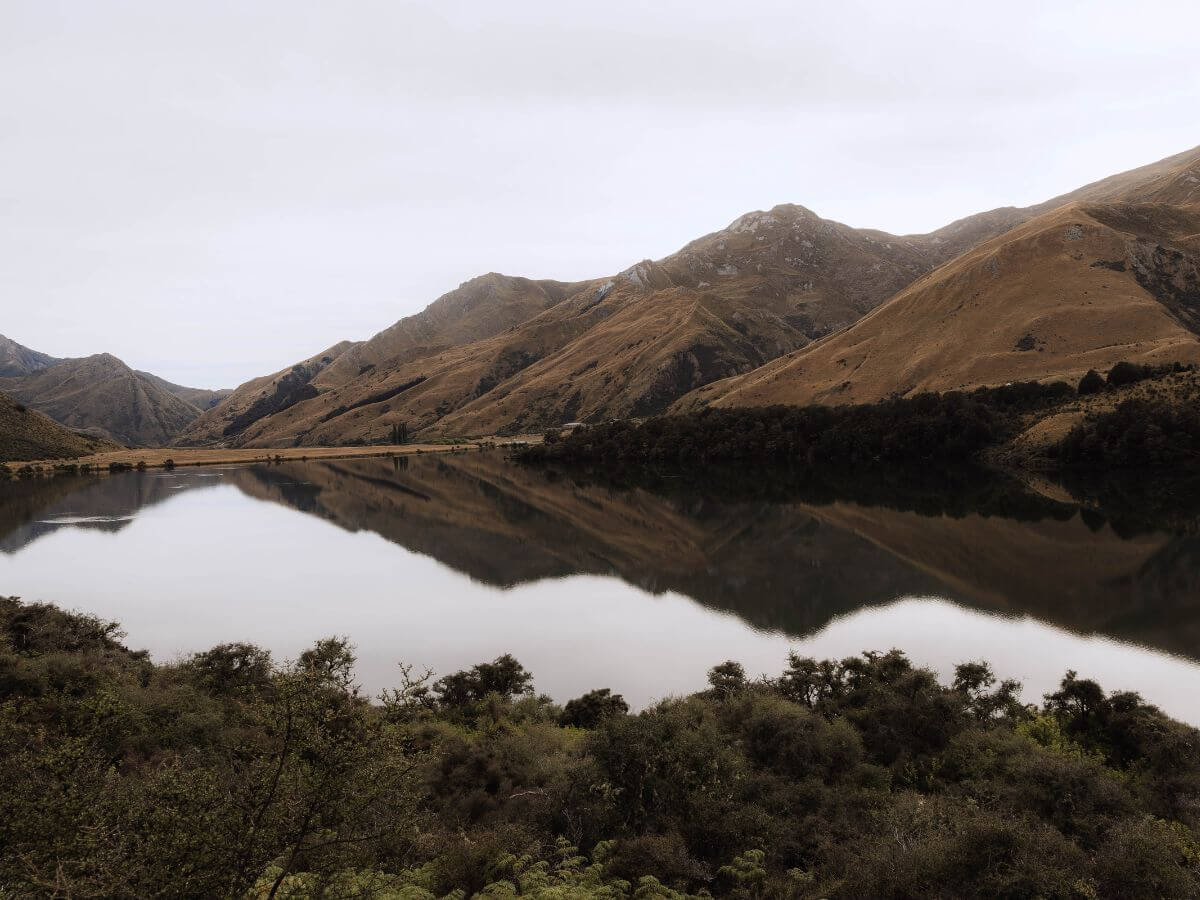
[1078,370,1105,395]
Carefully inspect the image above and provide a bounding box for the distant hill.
[0,334,59,377]
[0,352,220,447]
[679,145,1200,411]
[180,202,1022,446]
[134,370,232,412]
[0,390,118,462]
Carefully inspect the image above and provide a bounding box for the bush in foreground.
[2,597,1199,897]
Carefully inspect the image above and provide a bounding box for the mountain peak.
[0,334,59,377]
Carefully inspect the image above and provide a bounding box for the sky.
[2,1,1198,388]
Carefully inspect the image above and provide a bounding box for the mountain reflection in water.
[1,454,1198,720]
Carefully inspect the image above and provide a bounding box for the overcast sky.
[2,0,1198,387]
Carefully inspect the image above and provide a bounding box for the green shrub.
[3,598,1200,897]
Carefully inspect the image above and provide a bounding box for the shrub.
[5,598,1200,897]
[1107,361,1151,387]
[1078,370,1106,395]
[559,688,629,728]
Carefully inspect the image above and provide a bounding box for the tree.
[707,660,747,699]
[1107,361,1149,387]
[1078,369,1106,395]
[433,653,534,709]
[560,688,629,728]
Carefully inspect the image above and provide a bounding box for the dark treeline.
[3,597,1200,898]
[1059,398,1200,468]
[523,367,1200,474]
[522,382,1074,468]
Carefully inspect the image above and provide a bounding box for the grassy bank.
[2,597,1198,898]
[0,438,539,478]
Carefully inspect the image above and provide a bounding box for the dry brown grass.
[678,147,1200,413]
[1,436,541,475]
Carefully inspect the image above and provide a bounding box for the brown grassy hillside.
[0,391,118,462]
[173,277,584,446]
[680,147,1200,411]
[313,274,589,389]
[188,203,1021,447]
[0,354,209,447]
[173,341,357,445]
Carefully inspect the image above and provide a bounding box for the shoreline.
[2,437,541,475]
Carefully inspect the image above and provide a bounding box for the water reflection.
[1,455,1198,721]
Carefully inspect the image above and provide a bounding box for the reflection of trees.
[229,454,1200,662]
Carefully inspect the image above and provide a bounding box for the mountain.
[173,341,359,445]
[0,390,117,462]
[677,146,1200,410]
[181,204,1023,446]
[313,274,588,390]
[134,371,232,412]
[175,143,1200,446]
[0,334,59,377]
[0,353,216,447]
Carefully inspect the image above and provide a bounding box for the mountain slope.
[173,341,359,445]
[134,371,231,412]
[175,276,586,446]
[313,274,588,389]
[189,203,1023,446]
[0,334,59,377]
[0,391,118,462]
[0,354,208,447]
[678,146,1200,411]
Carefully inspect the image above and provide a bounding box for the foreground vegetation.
[3,598,1199,898]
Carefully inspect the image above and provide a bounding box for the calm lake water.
[2,453,1199,723]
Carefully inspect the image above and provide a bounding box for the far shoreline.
[2,436,543,476]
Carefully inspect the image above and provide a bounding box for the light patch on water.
[36,515,135,526]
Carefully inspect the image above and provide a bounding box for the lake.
[2,453,1199,723]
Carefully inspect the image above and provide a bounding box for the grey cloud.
[1,0,1198,386]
